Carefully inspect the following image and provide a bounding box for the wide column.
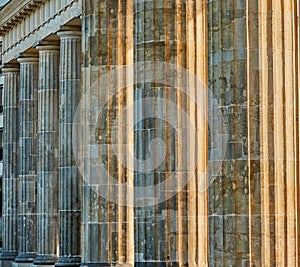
[33,43,60,266]
[0,64,20,267]
[81,0,209,265]
[14,54,39,266]
[80,1,135,266]
[55,29,81,267]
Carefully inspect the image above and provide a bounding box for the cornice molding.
[0,0,46,35]
[1,0,82,63]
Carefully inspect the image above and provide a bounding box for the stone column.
[14,54,39,266]
[133,2,171,264]
[33,43,60,266]
[81,1,135,266]
[55,29,81,267]
[81,0,209,265]
[0,64,20,267]
[133,1,209,265]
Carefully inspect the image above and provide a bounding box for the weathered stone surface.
[15,54,39,264]
[81,1,135,266]
[1,64,20,267]
[208,0,250,266]
[33,44,60,266]
[80,0,209,266]
[0,0,299,266]
[55,29,82,267]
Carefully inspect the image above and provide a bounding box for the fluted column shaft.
[81,1,135,265]
[55,30,81,267]
[81,0,209,265]
[15,55,39,263]
[0,65,20,264]
[34,44,60,266]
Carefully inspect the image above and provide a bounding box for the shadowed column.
[34,42,60,266]
[14,53,39,266]
[55,29,82,267]
[0,64,20,267]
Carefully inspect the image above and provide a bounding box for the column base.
[12,262,33,267]
[0,252,18,261]
[55,257,81,267]
[32,255,57,266]
[15,253,36,263]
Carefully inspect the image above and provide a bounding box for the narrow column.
[55,29,81,267]
[14,54,39,266]
[33,43,60,266]
[0,64,20,267]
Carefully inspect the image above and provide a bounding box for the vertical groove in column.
[98,1,111,264]
[186,1,197,265]
[134,0,146,262]
[258,0,275,265]
[195,1,208,265]
[272,1,287,266]
[116,1,128,263]
[246,0,262,266]
[81,0,101,264]
[106,2,116,262]
[297,1,300,265]
[155,1,166,263]
[125,0,135,264]
[163,2,173,265]
[56,29,82,267]
[174,1,187,265]
[34,44,60,266]
[16,55,39,263]
[293,0,300,266]
[0,65,20,263]
[283,1,297,266]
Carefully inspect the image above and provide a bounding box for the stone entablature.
[0,0,82,63]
